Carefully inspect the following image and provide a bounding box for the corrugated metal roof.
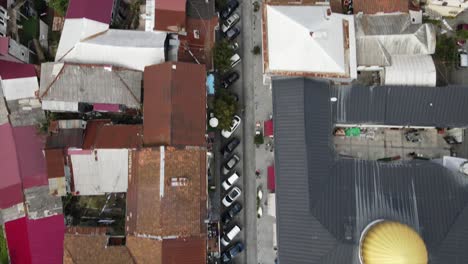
[384,55,436,87]
[272,78,468,263]
[40,63,142,109]
[0,123,23,209]
[0,60,36,79]
[83,122,143,149]
[5,215,65,264]
[162,237,207,264]
[13,126,48,189]
[45,149,65,179]
[355,13,436,66]
[70,149,128,195]
[143,62,206,147]
[65,0,114,24]
[155,0,186,32]
[46,129,84,149]
[332,84,468,127]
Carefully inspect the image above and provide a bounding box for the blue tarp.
[206,74,215,95]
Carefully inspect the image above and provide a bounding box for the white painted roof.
[384,55,436,87]
[265,5,356,78]
[60,29,166,71]
[55,18,109,61]
[70,149,129,195]
[1,76,39,101]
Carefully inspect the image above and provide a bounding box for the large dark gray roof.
[332,84,468,127]
[273,78,468,264]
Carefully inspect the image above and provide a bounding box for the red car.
[457,39,466,47]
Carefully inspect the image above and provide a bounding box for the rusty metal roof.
[154,0,186,32]
[45,149,65,179]
[46,129,84,149]
[83,120,143,149]
[143,62,206,147]
[353,0,409,14]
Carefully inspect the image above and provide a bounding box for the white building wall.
[1,77,38,100]
[41,100,79,112]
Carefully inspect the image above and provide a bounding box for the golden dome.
[360,221,428,264]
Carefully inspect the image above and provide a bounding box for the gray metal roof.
[332,84,468,127]
[355,13,436,66]
[273,78,468,264]
[40,62,142,108]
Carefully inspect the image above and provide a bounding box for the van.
[230,54,241,68]
[460,52,468,68]
[221,225,241,246]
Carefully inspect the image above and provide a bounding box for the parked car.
[221,115,241,138]
[223,154,240,175]
[225,26,240,41]
[230,42,239,51]
[459,51,468,68]
[220,0,239,20]
[221,71,240,89]
[222,186,242,207]
[222,13,240,33]
[222,137,241,157]
[230,53,241,69]
[222,171,240,190]
[222,242,245,263]
[222,202,243,225]
[221,224,241,246]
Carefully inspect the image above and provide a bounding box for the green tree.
[214,40,235,73]
[456,30,468,40]
[48,0,69,16]
[435,35,458,66]
[213,90,238,130]
[252,45,261,55]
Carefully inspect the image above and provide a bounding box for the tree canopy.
[49,0,69,16]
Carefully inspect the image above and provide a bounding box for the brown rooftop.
[162,237,207,264]
[63,234,134,264]
[126,147,207,238]
[45,149,65,179]
[353,0,409,14]
[82,120,143,149]
[143,62,206,147]
[126,236,162,263]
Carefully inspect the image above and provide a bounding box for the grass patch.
[0,226,8,264]
[19,16,39,46]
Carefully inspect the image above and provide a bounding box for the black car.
[222,137,241,158]
[222,202,243,225]
[221,242,245,263]
[220,0,239,20]
[225,27,240,41]
[221,72,240,89]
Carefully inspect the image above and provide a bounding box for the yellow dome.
[360,221,428,264]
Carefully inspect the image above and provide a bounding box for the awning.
[268,165,275,192]
[93,103,120,112]
[264,119,273,137]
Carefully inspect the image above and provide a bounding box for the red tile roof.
[83,120,143,149]
[65,0,114,24]
[0,123,23,209]
[0,36,9,55]
[143,62,206,147]
[353,0,409,14]
[5,215,65,264]
[154,0,186,32]
[126,148,207,237]
[162,237,207,264]
[0,60,36,80]
[13,126,48,189]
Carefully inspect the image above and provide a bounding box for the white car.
[222,115,241,138]
[222,187,242,207]
[222,172,240,190]
[222,13,240,33]
[230,53,241,69]
[221,225,241,246]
